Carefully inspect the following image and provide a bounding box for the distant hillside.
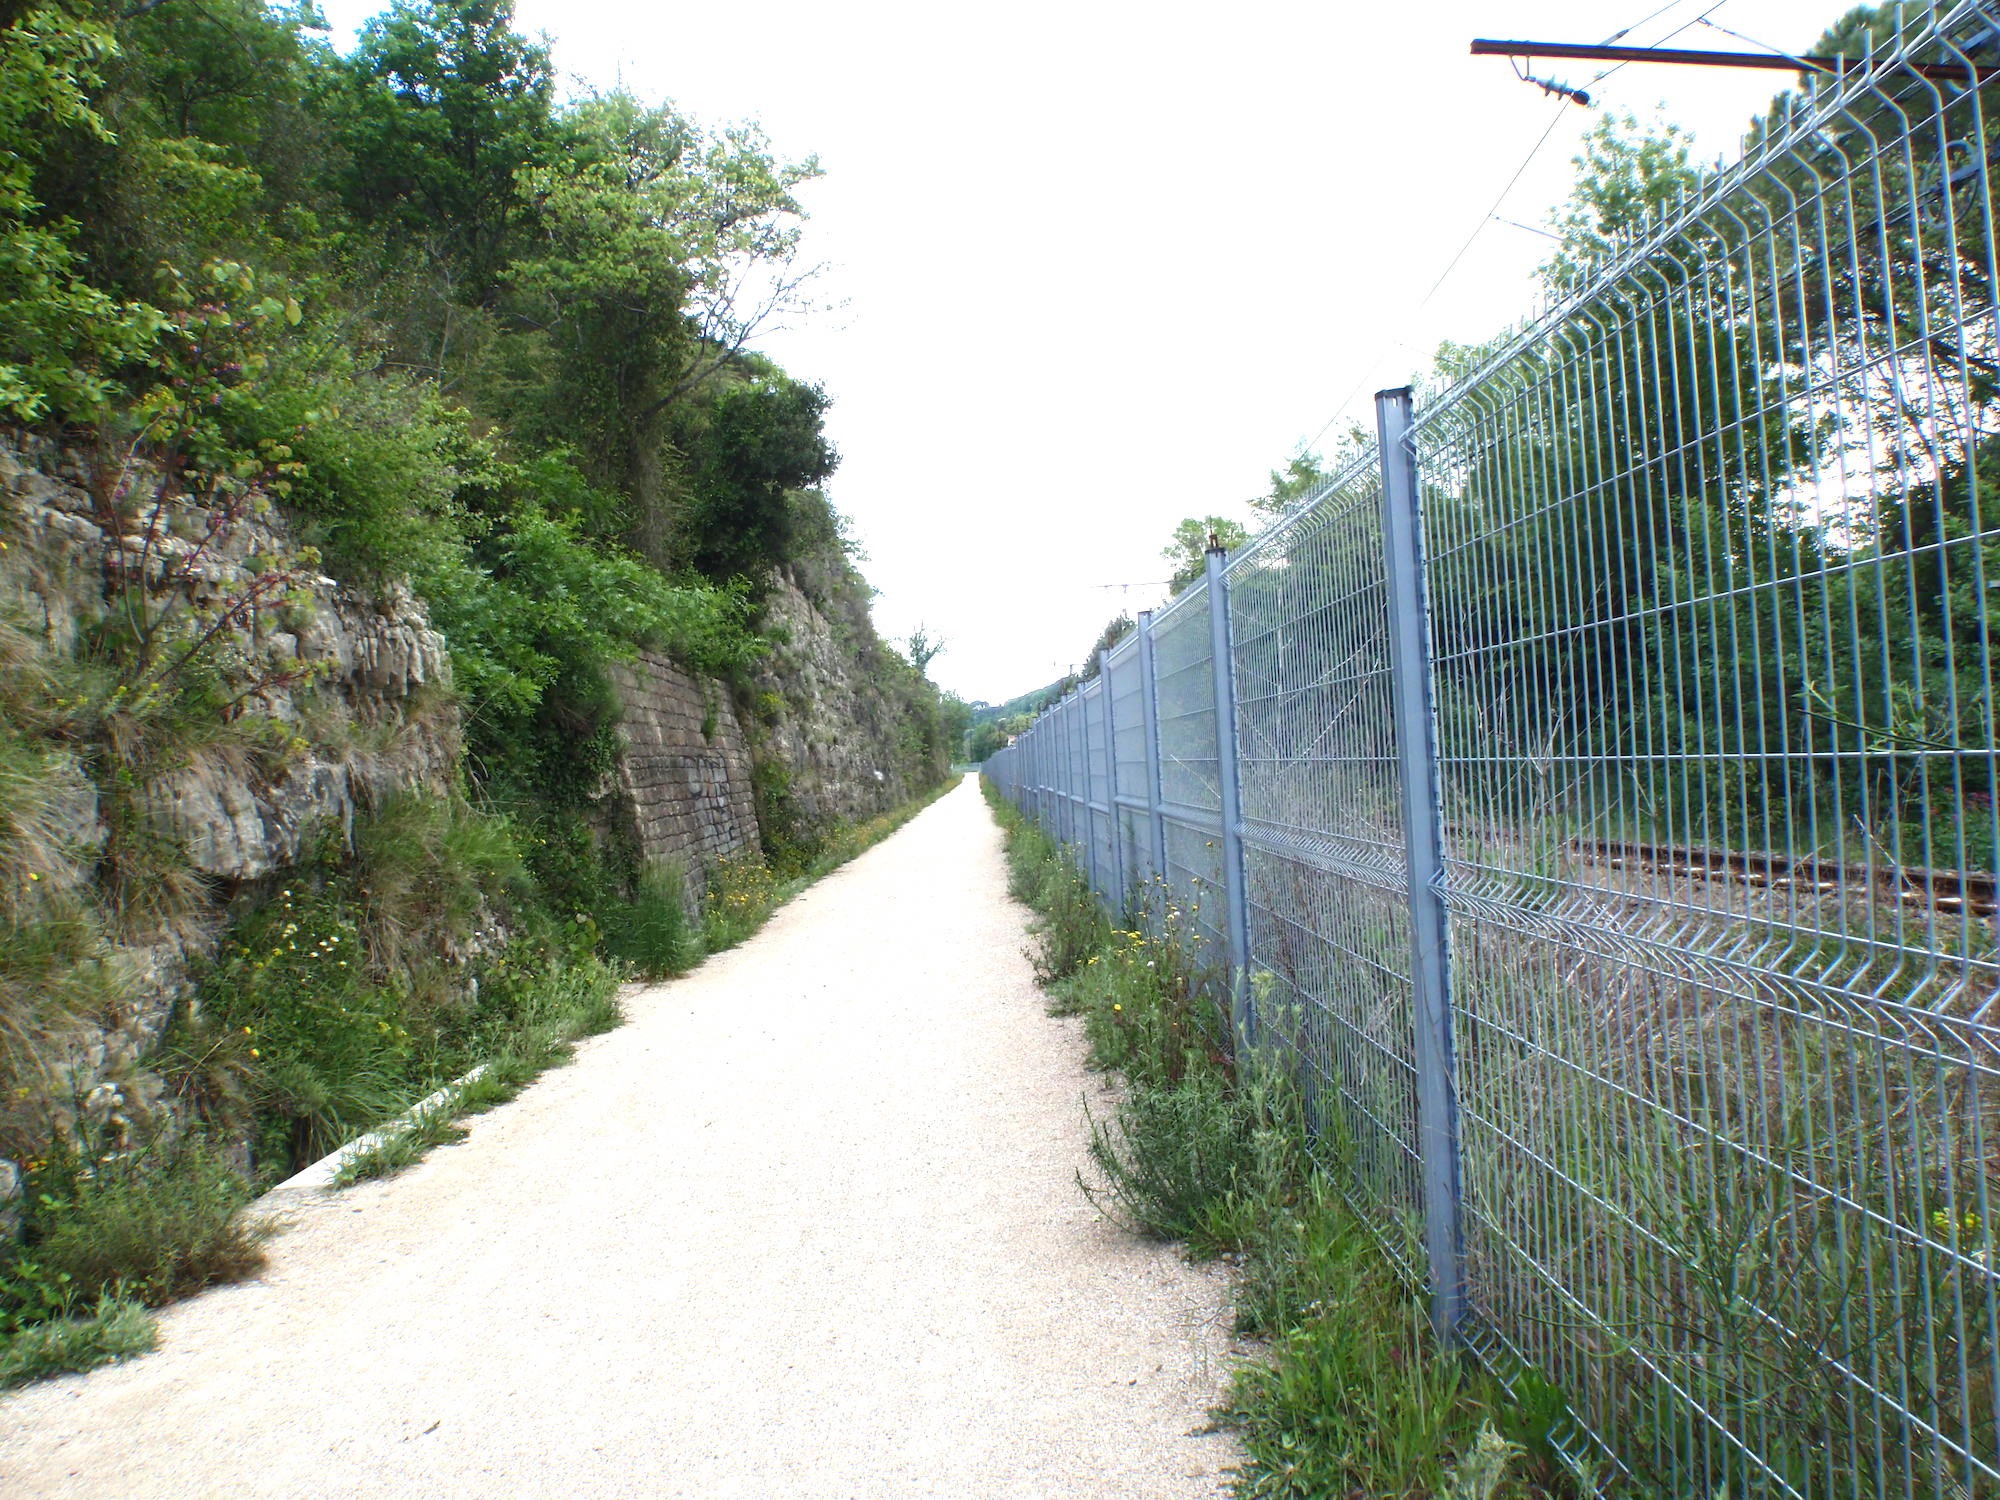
[970,678,1068,726]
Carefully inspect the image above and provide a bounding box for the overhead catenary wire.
[1293,0,1734,459]
[1293,99,1571,458]
[1601,0,1704,47]
[1492,213,1564,242]
[1472,29,2000,85]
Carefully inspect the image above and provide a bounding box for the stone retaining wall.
[606,651,760,885]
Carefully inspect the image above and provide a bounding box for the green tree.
[1254,455,1321,521]
[1541,113,1702,293]
[331,0,559,303]
[937,692,972,761]
[904,624,944,676]
[1078,613,1132,678]
[0,3,161,422]
[676,370,837,581]
[966,720,1009,763]
[491,92,821,551]
[1163,516,1251,594]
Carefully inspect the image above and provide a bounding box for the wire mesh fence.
[984,6,2000,1494]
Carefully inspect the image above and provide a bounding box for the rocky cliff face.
[601,563,944,887]
[747,566,937,830]
[0,436,942,1191]
[0,436,459,1153]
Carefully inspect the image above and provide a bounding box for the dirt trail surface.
[0,779,1243,1499]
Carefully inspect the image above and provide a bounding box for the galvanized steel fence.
[985,7,2000,1495]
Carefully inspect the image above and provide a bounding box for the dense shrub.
[3,1135,268,1312]
[1079,1068,1252,1247]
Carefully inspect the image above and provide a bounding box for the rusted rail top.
[1578,838,1999,915]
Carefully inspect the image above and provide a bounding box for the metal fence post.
[1203,546,1256,1049]
[1375,385,1466,1346]
[1098,648,1126,914]
[1027,722,1039,828]
[1136,611,1168,886]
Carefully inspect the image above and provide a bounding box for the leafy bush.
[419,471,765,725]
[1079,1066,1252,1248]
[5,1134,268,1311]
[750,757,823,876]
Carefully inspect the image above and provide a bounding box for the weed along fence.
[986,7,2000,1495]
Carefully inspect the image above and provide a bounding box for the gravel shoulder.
[0,777,1244,1499]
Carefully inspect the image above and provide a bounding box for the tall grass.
[990,809,1110,986]
[600,859,698,978]
[10,1134,270,1308]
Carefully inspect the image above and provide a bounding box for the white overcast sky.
[321,0,1871,703]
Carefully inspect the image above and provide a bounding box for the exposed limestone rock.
[750,568,924,826]
[0,434,460,1176]
[39,751,105,885]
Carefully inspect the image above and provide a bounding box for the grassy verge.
[330,956,625,1187]
[0,1298,156,1389]
[983,779,1592,1500]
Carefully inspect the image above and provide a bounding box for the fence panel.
[1408,13,2000,1484]
[1225,448,1432,1279]
[1081,674,1120,908]
[984,7,2000,1493]
[1106,632,1154,901]
[1150,583,1229,961]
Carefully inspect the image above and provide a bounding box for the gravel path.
[0,778,1244,1498]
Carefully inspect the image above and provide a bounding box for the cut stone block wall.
[607,650,760,882]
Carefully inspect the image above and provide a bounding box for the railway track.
[1580,839,2000,919]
